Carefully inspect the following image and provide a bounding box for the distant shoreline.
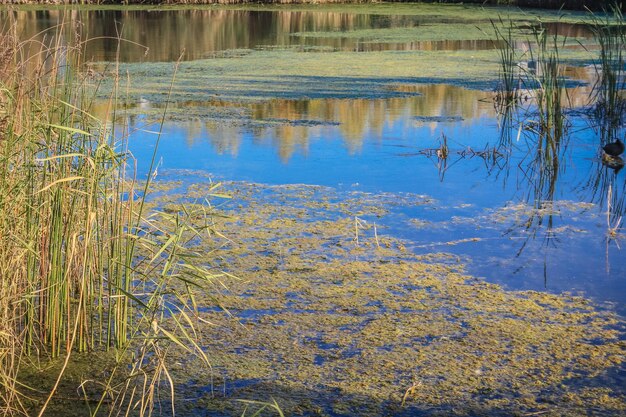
[0,1,622,12]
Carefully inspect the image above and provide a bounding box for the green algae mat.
[17,181,625,416]
[147,181,625,417]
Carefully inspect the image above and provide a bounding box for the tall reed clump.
[523,23,570,146]
[491,17,521,111]
[1,20,219,417]
[488,17,524,150]
[490,19,571,241]
[491,18,571,140]
[588,5,626,143]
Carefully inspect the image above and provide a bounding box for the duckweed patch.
[16,352,128,417]
[292,24,495,43]
[151,181,624,417]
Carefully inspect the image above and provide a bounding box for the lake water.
[11,5,624,314]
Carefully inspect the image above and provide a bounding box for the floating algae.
[146,181,625,417]
[18,181,624,416]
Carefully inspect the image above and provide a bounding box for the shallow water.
[126,95,626,316]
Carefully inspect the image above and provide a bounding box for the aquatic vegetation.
[490,17,523,111]
[489,7,624,150]
[491,18,571,141]
[606,185,624,242]
[488,8,626,243]
[588,6,626,144]
[145,181,625,417]
[101,48,506,104]
[528,25,570,144]
[79,5,595,108]
[489,19,575,249]
[292,23,496,43]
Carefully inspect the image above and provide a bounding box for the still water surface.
[14,6,625,314]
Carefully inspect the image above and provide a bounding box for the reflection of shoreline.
[110,80,597,163]
[10,8,594,62]
[8,9,454,62]
[109,84,497,162]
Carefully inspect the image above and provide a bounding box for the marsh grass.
[524,24,570,145]
[491,16,576,141]
[0,19,219,417]
[238,399,285,417]
[492,6,625,150]
[491,9,626,228]
[488,18,571,155]
[516,28,568,251]
[490,17,522,112]
[489,18,576,254]
[587,5,626,143]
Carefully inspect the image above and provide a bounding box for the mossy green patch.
[99,47,594,106]
[17,351,127,417]
[292,23,496,42]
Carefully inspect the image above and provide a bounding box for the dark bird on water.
[602,138,625,157]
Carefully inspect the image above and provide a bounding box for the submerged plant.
[238,399,286,417]
[606,185,623,242]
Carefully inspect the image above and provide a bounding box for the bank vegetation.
[0,17,218,417]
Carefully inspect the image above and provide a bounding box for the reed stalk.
[1,18,217,417]
[489,17,572,254]
[522,23,570,146]
[588,4,626,144]
[490,17,521,112]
